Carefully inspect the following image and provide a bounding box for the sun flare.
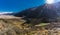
[46,0,54,4]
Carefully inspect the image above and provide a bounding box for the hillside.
[0,15,51,35]
[0,15,60,35]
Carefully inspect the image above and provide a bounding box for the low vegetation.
[0,15,60,35]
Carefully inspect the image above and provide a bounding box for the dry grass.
[0,15,60,35]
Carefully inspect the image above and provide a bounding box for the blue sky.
[0,0,45,12]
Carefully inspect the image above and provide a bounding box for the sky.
[0,0,45,12]
[0,0,60,12]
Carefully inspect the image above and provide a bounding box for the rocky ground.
[0,15,60,35]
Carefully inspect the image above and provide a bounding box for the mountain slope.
[14,2,60,23]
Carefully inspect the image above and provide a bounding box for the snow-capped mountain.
[0,12,16,15]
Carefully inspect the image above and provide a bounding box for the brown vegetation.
[0,15,60,35]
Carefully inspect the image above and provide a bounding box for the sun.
[46,0,54,4]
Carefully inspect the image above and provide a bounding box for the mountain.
[14,2,60,24]
[0,12,16,15]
